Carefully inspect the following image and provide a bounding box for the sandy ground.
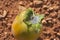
[0,0,60,40]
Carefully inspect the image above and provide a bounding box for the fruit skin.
[12,8,44,40]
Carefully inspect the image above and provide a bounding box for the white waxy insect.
[30,16,40,24]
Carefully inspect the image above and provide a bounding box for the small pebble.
[4,32,8,35]
[43,5,48,10]
[34,1,43,5]
[0,10,7,18]
[49,12,57,18]
[46,18,52,21]
[42,19,47,24]
[57,10,60,20]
